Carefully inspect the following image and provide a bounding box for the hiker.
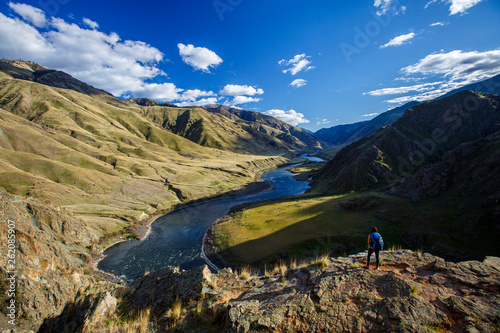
[365,226,383,269]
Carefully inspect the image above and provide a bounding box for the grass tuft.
[312,253,330,268]
[279,260,288,276]
[172,300,182,320]
[238,266,251,280]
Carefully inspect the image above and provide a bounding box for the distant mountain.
[203,105,321,149]
[315,121,367,145]
[316,75,500,150]
[129,98,177,107]
[130,104,321,155]
[313,90,500,199]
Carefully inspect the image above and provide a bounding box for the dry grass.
[83,308,152,333]
[312,253,330,268]
[297,259,309,268]
[238,266,252,280]
[172,300,182,320]
[278,260,288,276]
[263,265,271,278]
[290,258,297,270]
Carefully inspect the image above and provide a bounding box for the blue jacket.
[370,232,383,250]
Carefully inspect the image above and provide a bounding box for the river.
[97,154,322,280]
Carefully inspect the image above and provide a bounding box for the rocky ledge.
[38,250,500,333]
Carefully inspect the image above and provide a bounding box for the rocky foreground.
[36,250,499,333]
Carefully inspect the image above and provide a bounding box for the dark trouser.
[367,248,380,268]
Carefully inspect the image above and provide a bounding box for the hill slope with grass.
[313,90,500,196]
[0,59,319,237]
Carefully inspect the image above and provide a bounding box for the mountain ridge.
[0,59,318,236]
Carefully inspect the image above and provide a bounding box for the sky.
[0,0,499,131]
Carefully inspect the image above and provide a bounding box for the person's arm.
[367,235,371,245]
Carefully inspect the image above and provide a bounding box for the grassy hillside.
[313,91,500,195]
[0,60,303,238]
[208,189,499,267]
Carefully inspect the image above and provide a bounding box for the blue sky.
[1,0,499,131]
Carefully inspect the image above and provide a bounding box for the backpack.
[370,232,383,250]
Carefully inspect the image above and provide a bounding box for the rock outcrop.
[38,250,500,333]
[0,188,100,331]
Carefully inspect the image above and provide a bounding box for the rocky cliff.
[0,188,100,331]
[37,250,500,333]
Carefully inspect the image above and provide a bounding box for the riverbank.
[95,154,318,280]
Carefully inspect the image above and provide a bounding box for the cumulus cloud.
[178,43,223,72]
[226,96,261,106]
[83,18,99,29]
[0,6,218,106]
[402,49,500,83]
[130,83,183,101]
[380,32,416,49]
[264,109,310,126]
[219,84,264,96]
[176,97,219,107]
[366,49,500,104]
[8,2,46,27]
[447,0,484,15]
[374,0,407,16]
[425,0,484,15]
[289,79,308,88]
[178,89,217,102]
[279,54,315,75]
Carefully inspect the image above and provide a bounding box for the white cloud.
[83,18,99,29]
[289,79,308,88]
[365,82,442,96]
[367,49,500,104]
[402,49,500,83]
[362,113,380,117]
[219,84,264,96]
[8,2,46,27]
[279,54,315,75]
[178,89,216,102]
[176,97,219,107]
[177,43,223,72]
[430,21,446,26]
[448,0,484,15]
[264,109,310,126]
[226,96,262,106]
[316,118,330,126]
[374,0,406,15]
[0,7,217,105]
[130,83,183,101]
[425,0,484,15]
[380,32,416,49]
